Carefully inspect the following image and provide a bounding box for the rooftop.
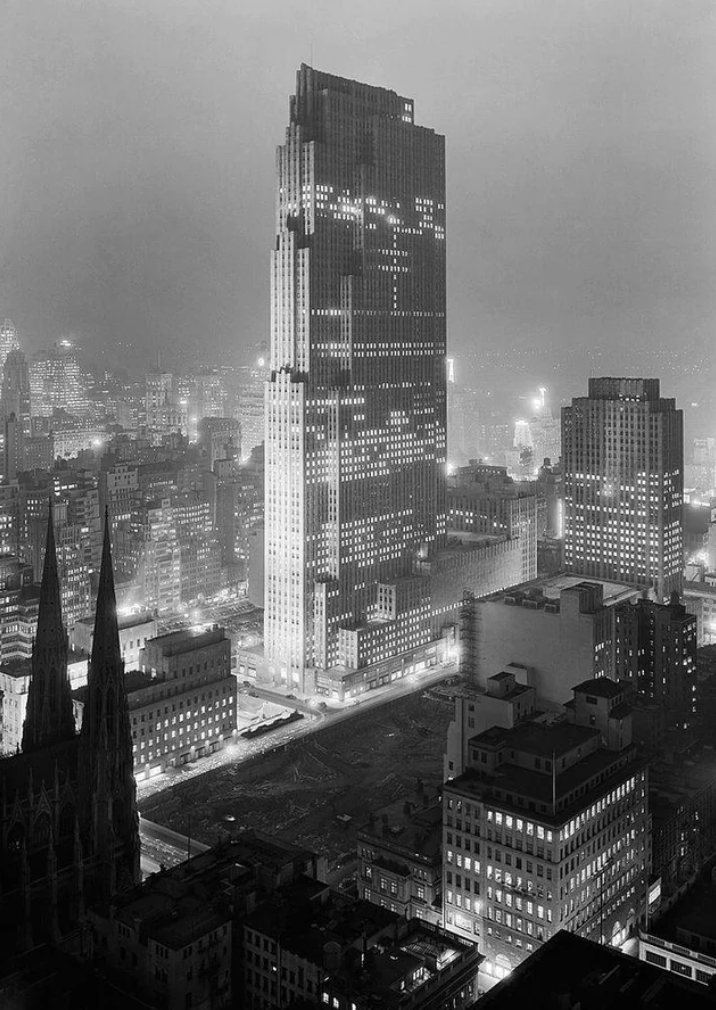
[332,923,475,1008]
[470,719,598,760]
[356,788,443,863]
[477,929,716,1008]
[449,747,644,824]
[244,882,398,963]
[145,627,228,656]
[573,678,625,699]
[482,574,638,607]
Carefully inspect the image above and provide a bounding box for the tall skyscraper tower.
[265,66,447,690]
[562,378,683,601]
[0,318,18,375]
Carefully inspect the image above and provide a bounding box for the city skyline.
[1,0,713,398]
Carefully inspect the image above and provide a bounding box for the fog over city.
[3,0,714,420]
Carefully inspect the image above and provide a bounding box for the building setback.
[265,65,447,692]
[562,377,683,601]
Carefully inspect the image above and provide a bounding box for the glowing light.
[258,357,265,367]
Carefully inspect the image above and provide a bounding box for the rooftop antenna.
[552,751,556,814]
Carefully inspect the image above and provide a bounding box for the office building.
[448,463,543,583]
[127,627,235,776]
[442,678,649,983]
[237,346,269,460]
[29,340,89,418]
[614,596,697,723]
[0,318,18,375]
[1,347,31,437]
[265,65,447,692]
[562,378,683,601]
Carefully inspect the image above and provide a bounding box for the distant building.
[70,611,157,670]
[357,785,443,925]
[470,577,640,707]
[562,378,683,602]
[1,347,31,437]
[685,579,716,646]
[442,679,649,984]
[448,463,542,583]
[614,596,697,724]
[0,318,18,376]
[29,340,89,418]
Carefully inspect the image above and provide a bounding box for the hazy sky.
[1,0,714,375]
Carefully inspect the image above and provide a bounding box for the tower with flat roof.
[562,378,683,601]
[265,66,447,690]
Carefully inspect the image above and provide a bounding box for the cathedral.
[0,506,140,957]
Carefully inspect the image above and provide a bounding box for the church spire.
[79,508,140,896]
[22,500,75,752]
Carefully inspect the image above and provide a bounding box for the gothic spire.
[79,509,140,895]
[22,500,75,752]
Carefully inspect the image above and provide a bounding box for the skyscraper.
[1,347,31,434]
[0,318,18,375]
[265,66,446,690]
[562,378,683,601]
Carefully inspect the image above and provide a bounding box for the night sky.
[2,0,714,387]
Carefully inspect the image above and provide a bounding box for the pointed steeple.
[79,508,141,896]
[92,507,119,665]
[22,501,75,752]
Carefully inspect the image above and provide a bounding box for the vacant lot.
[140,692,453,865]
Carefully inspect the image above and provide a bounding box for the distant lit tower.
[1,347,32,435]
[562,378,683,601]
[265,66,447,690]
[238,345,269,460]
[0,318,18,375]
[29,340,89,417]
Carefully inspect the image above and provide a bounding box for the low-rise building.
[74,628,237,776]
[357,785,443,925]
[242,875,480,1010]
[87,830,324,1010]
[320,920,481,1010]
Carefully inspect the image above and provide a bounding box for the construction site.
[139,690,455,867]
